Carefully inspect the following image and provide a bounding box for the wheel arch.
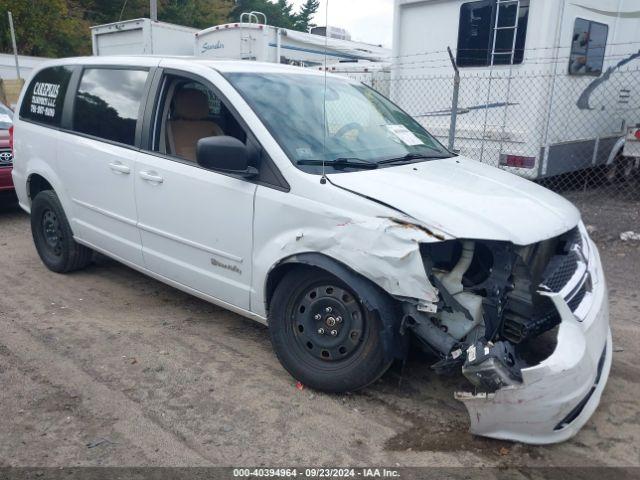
[25,169,77,237]
[27,173,54,203]
[265,252,408,360]
[24,164,67,208]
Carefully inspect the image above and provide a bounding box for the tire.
[603,151,633,184]
[620,156,636,181]
[31,190,93,273]
[269,267,393,393]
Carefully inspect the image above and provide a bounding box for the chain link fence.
[346,62,640,201]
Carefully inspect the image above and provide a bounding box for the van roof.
[35,56,336,77]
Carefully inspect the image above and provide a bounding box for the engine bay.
[403,226,588,392]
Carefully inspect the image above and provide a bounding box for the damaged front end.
[403,222,611,444]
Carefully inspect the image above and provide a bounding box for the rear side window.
[569,19,608,76]
[73,68,149,146]
[19,66,73,127]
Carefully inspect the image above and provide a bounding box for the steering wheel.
[334,122,364,139]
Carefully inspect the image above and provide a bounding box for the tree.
[73,0,148,25]
[294,0,320,31]
[74,0,233,30]
[231,0,319,31]
[0,0,316,58]
[160,0,233,30]
[0,0,91,57]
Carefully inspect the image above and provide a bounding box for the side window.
[569,19,608,76]
[456,0,530,67]
[19,66,73,126]
[152,75,247,163]
[73,68,148,146]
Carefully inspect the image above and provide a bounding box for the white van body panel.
[60,135,145,266]
[327,156,581,245]
[11,56,611,445]
[134,152,257,310]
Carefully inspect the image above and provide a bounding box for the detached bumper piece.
[462,341,522,391]
[454,230,611,444]
[412,224,611,444]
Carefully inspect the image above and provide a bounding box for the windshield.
[0,103,12,130]
[225,73,452,174]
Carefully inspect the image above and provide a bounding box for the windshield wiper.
[378,153,452,165]
[297,158,379,170]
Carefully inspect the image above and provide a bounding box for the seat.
[169,88,224,161]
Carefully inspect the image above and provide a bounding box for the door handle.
[139,171,164,184]
[109,162,131,175]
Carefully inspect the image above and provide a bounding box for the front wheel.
[269,268,393,393]
[31,190,93,273]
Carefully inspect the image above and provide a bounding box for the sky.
[291,0,395,47]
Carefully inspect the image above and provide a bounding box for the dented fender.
[277,216,444,302]
[251,186,452,319]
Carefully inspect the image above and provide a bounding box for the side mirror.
[196,136,259,178]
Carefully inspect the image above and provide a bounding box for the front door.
[135,72,256,310]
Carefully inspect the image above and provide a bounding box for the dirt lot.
[0,193,639,469]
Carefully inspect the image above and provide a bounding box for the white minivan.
[12,56,611,445]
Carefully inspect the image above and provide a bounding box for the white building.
[0,53,48,81]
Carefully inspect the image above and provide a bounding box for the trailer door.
[95,29,146,56]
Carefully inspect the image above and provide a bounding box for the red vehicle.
[0,103,14,194]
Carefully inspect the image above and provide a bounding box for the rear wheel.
[603,151,634,184]
[31,190,93,273]
[269,268,393,393]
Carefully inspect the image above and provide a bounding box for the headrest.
[173,88,209,121]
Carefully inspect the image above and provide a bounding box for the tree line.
[0,0,320,58]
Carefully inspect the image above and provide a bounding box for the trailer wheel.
[603,151,633,184]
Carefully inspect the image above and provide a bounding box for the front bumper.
[456,234,611,445]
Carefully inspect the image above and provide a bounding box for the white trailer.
[91,18,197,56]
[195,22,390,67]
[308,60,392,96]
[624,124,640,164]
[392,0,640,179]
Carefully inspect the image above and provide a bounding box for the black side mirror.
[196,136,259,178]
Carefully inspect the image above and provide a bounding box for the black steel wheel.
[269,267,393,393]
[41,209,64,258]
[291,283,365,362]
[31,190,93,273]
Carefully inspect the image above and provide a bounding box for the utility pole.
[447,46,460,152]
[7,11,21,80]
[150,0,158,22]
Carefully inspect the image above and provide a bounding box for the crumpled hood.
[327,156,581,245]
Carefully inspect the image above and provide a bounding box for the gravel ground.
[0,192,638,469]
